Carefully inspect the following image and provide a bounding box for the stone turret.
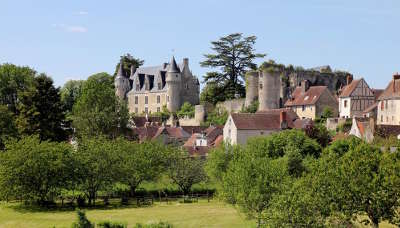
[258,70,281,111]
[166,56,181,112]
[245,71,259,107]
[115,59,131,100]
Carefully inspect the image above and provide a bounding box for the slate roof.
[339,79,361,97]
[378,78,400,100]
[168,56,180,73]
[231,112,294,130]
[285,86,329,106]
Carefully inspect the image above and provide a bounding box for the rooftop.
[285,86,329,106]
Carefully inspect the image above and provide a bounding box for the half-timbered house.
[339,78,375,118]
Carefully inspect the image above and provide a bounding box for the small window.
[135,107,138,113]
[386,116,389,122]
[157,107,160,112]
[158,83,162,90]
[145,96,148,104]
[302,105,305,111]
[185,84,189,89]
[381,115,383,122]
[145,107,148,113]
[344,100,348,108]
[135,96,138,104]
[157,95,160,104]
[136,84,140,91]
[381,101,384,110]
[259,83,263,89]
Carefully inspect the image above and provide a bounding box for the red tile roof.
[285,86,328,106]
[152,126,191,139]
[231,112,294,130]
[132,116,162,128]
[132,126,159,142]
[339,79,361,97]
[293,118,313,129]
[372,89,384,100]
[378,79,400,100]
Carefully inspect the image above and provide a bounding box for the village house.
[183,125,223,157]
[338,78,376,118]
[377,74,400,126]
[284,80,338,120]
[349,117,375,143]
[223,110,294,145]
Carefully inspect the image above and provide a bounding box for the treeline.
[0,136,207,206]
[206,130,400,227]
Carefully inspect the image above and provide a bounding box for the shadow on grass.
[5,199,154,213]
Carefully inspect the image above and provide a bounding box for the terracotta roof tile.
[293,118,313,129]
[231,112,293,130]
[257,108,298,121]
[285,86,329,106]
[378,79,400,100]
[153,126,190,139]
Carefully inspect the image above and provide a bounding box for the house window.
[385,100,388,109]
[157,95,160,104]
[145,107,148,113]
[392,116,395,122]
[135,107,138,113]
[302,105,305,111]
[157,107,161,112]
[344,100,348,108]
[381,101,384,110]
[386,116,389,123]
[260,131,264,135]
[259,83,263,89]
[145,96,148,104]
[381,115,383,122]
[135,96,138,104]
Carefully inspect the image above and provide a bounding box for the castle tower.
[245,71,259,107]
[258,70,281,110]
[115,59,131,100]
[166,56,181,112]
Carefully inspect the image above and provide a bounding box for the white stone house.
[377,74,400,126]
[339,78,375,118]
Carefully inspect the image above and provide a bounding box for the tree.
[200,82,226,105]
[200,33,265,100]
[0,136,74,205]
[0,105,18,148]
[176,102,194,118]
[203,107,228,126]
[0,63,35,113]
[304,124,332,147]
[168,153,207,195]
[60,80,84,116]
[113,53,144,77]
[72,73,129,138]
[240,100,259,113]
[16,74,68,142]
[75,137,119,206]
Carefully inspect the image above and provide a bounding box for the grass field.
[0,200,255,228]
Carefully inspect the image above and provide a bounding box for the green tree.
[199,82,226,105]
[168,154,207,195]
[16,74,68,141]
[61,80,84,116]
[0,105,18,148]
[72,73,129,138]
[203,107,228,126]
[113,53,144,77]
[176,102,194,118]
[241,100,259,113]
[0,63,35,113]
[0,136,74,204]
[200,33,265,100]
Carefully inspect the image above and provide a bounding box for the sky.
[1,0,399,89]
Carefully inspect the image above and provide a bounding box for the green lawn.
[0,200,255,228]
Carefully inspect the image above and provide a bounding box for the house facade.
[377,74,400,126]
[338,78,376,118]
[284,81,338,120]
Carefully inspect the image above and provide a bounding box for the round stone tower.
[115,59,131,100]
[166,56,181,112]
[258,70,281,111]
[245,71,259,107]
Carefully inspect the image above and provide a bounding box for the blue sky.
[1,0,399,89]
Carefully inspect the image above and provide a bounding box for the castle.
[115,56,200,114]
[244,65,352,110]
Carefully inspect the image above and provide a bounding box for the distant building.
[338,78,376,118]
[377,74,400,126]
[349,117,375,143]
[183,125,223,157]
[223,111,293,145]
[284,81,338,120]
[115,56,200,114]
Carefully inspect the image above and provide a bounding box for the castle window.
[185,84,189,89]
[135,96,138,104]
[136,84,140,91]
[157,95,160,104]
[135,107,138,113]
[158,83,162,90]
[259,83,263,89]
[145,96,148,104]
[145,107,148,113]
[157,107,160,112]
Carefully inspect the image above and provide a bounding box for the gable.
[349,79,374,97]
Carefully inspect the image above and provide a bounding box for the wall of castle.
[259,70,281,110]
[245,71,259,107]
[128,91,167,114]
[217,98,245,113]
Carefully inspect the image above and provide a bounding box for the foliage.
[203,107,228,126]
[97,221,127,228]
[16,74,68,141]
[71,210,94,228]
[200,33,265,101]
[153,105,170,122]
[336,118,352,133]
[240,100,258,113]
[72,73,129,138]
[0,105,18,148]
[200,82,228,105]
[113,53,144,77]
[134,222,173,228]
[0,136,74,204]
[61,80,84,116]
[168,153,207,195]
[304,123,332,147]
[176,102,194,118]
[0,63,35,113]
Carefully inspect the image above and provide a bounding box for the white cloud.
[66,26,88,33]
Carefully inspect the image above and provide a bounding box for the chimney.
[280,111,288,129]
[393,73,400,93]
[346,75,353,85]
[301,80,309,94]
[183,58,189,68]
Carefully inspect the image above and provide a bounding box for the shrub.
[97,221,127,228]
[71,210,94,228]
[134,221,173,228]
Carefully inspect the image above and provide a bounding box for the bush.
[71,210,94,228]
[97,221,127,228]
[134,221,173,228]
[336,119,352,133]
